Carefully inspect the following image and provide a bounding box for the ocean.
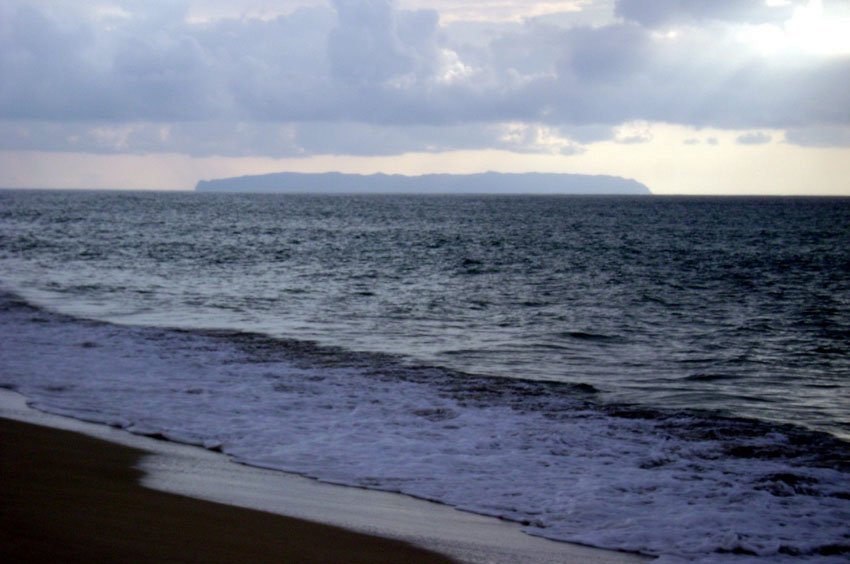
[1,190,848,561]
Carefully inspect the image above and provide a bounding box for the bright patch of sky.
[743,0,850,55]
[0,0,848,193]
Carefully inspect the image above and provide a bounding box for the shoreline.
[0,389,649,563]
[0,417,453,563]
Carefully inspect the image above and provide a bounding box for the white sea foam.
[1,299,848,562]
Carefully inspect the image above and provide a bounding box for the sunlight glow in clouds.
[746,0,850,55]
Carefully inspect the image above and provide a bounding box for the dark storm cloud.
[1,0,848,156]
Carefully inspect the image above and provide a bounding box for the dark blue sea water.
[1,190,848,561]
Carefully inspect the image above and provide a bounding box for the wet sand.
[0,417,453,563]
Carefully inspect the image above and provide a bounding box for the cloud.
[0,119,587,158]
[735,131,772,145]
[404,0,595,23]
[613,121,653,144]
[784,125,850,146]
[327,0,437,85]
[614,0,804,27]
[0,0,848,157]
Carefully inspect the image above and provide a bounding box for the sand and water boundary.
[0,388,649,563]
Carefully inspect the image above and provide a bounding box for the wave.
[1,291,849,562]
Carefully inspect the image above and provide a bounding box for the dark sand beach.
[0,417,454,563]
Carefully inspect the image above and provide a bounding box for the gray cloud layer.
[614,0,805,27]
[1,0,848,156]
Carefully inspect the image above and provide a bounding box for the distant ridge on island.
[195,172,651,195]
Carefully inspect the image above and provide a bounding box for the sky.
[1,0,849,194]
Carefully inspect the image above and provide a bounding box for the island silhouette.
[195,171,651,195]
